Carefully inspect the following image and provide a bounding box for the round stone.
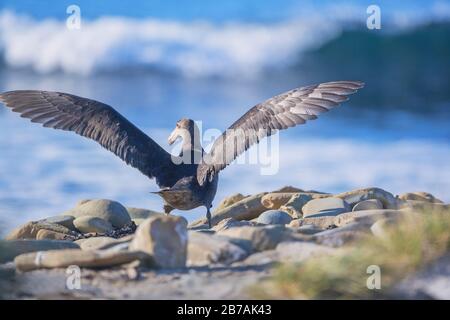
[72,199,131,228]
[257,210,292,225]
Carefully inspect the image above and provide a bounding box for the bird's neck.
[181,131,203,164]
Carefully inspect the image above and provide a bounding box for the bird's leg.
[163,203,174,215]
[206,207,212,228]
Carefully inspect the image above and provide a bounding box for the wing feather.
[0,90,177,188]
[197,81,364,185]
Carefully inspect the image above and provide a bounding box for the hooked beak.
[168,127,180,145]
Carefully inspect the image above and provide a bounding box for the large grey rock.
[129,216,188,268]
[187,232,248,266]
[73,216,114,234]
[0,240,79,263]
[14,249,146,272]
[302,197,350,218]
[218,225,292,252]
[335,187,398,209]
[257,210,292,225]
[352,199,383,211]
[71,199,132,228]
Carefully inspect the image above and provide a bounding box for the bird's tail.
[150,189,190,196]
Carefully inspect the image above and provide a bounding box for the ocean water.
[0,1,449,233]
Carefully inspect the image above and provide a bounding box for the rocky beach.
[0,0,449,305]
[1,186,449,299]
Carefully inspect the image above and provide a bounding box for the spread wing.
[197,81,364,185]
[0,90,178,188]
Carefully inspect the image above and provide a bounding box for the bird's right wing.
[197,81,364,185]
[0,90,177,188]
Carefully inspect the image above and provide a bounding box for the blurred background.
[0,0,449,233]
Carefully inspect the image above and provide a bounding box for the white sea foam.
[0,10,341,77]
[2,6,449,78]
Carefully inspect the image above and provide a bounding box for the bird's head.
[168,118,199,146]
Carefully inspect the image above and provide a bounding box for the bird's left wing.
[0,90,178,188]
[197,81,364,185]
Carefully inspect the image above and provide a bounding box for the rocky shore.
[0,187,449,299]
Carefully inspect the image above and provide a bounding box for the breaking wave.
[1,7,450,77]
[0,10,340,77]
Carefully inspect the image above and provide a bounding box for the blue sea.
[0,0,449,233]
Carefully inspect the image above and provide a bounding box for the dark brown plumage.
[0,81,364,227]
[0,90,180,188]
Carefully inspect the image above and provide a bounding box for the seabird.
[0,81,364,227]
